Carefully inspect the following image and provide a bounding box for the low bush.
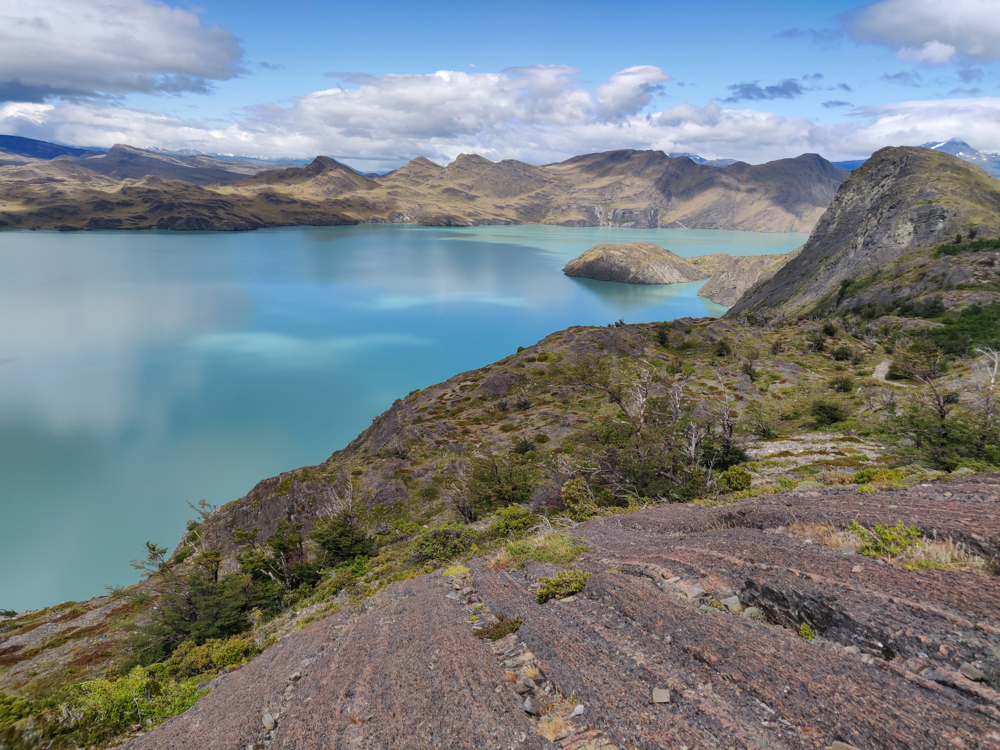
[848,521,922,559]
[830,375,854,393]
[536,570,591,604]
[822,322,838,337]
[851,468,906,485]
[717,465,752,492]
[810,399,849,425]
[798,623,816,640]
[832,345,853,361]
[492,534,588,570]
[412,524,480,562]
[486,505,536,538]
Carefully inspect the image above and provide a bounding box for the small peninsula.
[562,242,708,284]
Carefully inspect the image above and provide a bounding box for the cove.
[0,224,805,609]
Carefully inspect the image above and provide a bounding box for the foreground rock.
[563,243,707,284]
[124,475,1000,749]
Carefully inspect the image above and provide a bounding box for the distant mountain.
[0,134,99,161]
[71,145,300,186]
[0,147,849,233]
[921,139,1000,178]
[667,152,739,167]
[728,145,1000,318]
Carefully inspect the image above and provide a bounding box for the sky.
[1,0,999,170]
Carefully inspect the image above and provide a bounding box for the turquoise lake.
[0,224,806,610]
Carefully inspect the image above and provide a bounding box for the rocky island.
[562,242,708,284]
[562,243,797,307]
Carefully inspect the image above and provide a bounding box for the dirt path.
[873,359,912,386]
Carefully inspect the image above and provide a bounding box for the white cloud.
[4,63,1000,167]
[595,65,672,120]
[844,0,1000,64]
[0,0,244,101]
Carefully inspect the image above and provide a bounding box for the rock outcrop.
[690,252,795,306]
[562,243,707,284]
[728,146,1000,318]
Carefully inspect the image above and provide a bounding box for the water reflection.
[0,225,802,609]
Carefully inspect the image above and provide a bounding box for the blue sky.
[1,0,999,169]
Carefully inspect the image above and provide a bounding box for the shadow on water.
[568,276,727,315]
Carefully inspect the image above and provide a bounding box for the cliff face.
[728,146,1000,317]
[562,243,708,284]
[690,252,793,306]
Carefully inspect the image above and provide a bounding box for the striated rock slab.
[563,243,707,285]
[127,475,1000,749]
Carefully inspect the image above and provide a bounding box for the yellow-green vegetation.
[473,612,522,641]
[442,565,470,577]
[0,666,202,749]
[849,521,923,560]
[536,570,592,604]
[799,623,816,640]
[490,534,589,571]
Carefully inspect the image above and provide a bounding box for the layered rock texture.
[562,243,707,284]
[0,146,848,232]
[728,146,1000,317]
[690,252,794,306]
[125,475,1000,750]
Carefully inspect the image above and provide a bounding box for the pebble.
[569,704,585,717]
[523,696,545,715]
[720,595,742,613]
[831,743,862,750]
[843,646,860,655]
[851,565,862,573]
[652,688,671,704]
[262,712,276,731]
[959,662,986,681]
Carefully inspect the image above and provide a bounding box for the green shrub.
[715,339,733,357]
[830,375,855,393]
[560,477,596,521]
[810,399,849,425]
[779,407,802,421]
[718,465,752,492]
[822,322,838,337]
[505,535,588,568]
[851,468,905,485]
[655,322,671,347]
[310,515,373,564]
[799,623,816,640]
[75,666,202,739]
[487,505,536,538]
[412,524,480,562]
[832,345,853,361]
[474,612,522,641]
[848,521,922,559]
[536,570,591,604]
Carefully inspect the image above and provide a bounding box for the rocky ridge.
[728,146,1000,318]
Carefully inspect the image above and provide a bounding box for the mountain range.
[0,141,848,233]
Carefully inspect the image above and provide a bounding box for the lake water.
[0,224,805,610]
